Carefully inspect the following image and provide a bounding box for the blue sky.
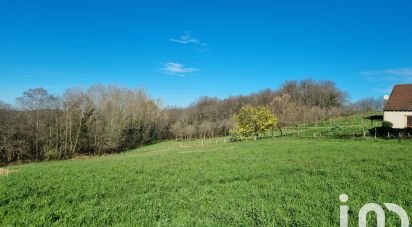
[1,0,411,106]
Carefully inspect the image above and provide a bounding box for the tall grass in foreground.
[1,137,411,226]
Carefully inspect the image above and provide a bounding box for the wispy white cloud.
[361,68,412,76]
[361,67,412,82]
[169,31,206,46]
[382,68,412,77]
[161,62,199,77]
[373,87,393,94]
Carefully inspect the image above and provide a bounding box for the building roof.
[363,115,383,121]
[384,84,412,111]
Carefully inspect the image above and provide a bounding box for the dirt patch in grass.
[0,168,15,176]
[71,154,95,160]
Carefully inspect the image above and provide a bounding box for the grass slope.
[1,137,411,226]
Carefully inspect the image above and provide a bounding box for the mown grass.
[1,137,411,226]
[276,113,383,138]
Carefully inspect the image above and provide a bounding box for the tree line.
[0,85,168,164]
[168,79,349,138]
[0,79,384,165]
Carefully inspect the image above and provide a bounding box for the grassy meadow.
[1,137,411,226]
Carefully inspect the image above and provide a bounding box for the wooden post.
[362,117,365,136]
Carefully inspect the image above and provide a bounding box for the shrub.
[382,121,393,128]
[232,105,278,139]
[44,149,60,161]
[369,127,412,139]
[229,134,242,142]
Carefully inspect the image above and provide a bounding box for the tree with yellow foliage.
[232,105,278,140]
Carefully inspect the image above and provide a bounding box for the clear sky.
[1,0,411,106]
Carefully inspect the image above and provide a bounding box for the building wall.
[384,111,412,128]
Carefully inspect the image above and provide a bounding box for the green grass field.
[1,137,411,226]
[276,113,383,138]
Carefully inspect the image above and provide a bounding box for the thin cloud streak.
[361,67,412,76]
[169,31,206,46]
[161,62,199,77]
[362,67,412,82]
